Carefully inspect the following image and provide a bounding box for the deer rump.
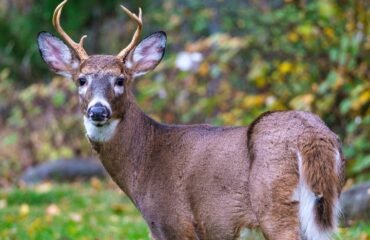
[247,111,344,240]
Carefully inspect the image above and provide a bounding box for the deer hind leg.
[249,156,301,240]
[259,213,300,240]
[258,176,301,240]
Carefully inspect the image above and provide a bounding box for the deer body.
[37,1,345,239]
[93,101,255,239]
[89,98,342,240]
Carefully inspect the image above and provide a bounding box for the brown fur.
[247,111,274,170]
[247,111,344,238]
[298,132,343,229]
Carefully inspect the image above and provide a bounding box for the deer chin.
[83,116,119,142]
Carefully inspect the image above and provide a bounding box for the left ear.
[37,31,80,79]
[125,31,166,78]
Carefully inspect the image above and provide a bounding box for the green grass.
[0,182,149,240]
[0,181,369,240]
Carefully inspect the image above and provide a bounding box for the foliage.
[0,181,369,240]
[0,1,369,183]
[0,75,91,185]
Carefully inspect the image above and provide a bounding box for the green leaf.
[52,91,66,108]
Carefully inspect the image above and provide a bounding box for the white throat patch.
[83,116,119,142]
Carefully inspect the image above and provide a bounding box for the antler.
[116,6,143,61]
[52,0,89,61]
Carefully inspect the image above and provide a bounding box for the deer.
[37,1,345,239]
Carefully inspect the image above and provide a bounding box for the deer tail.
[296,136,344,240]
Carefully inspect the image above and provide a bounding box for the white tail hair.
[296,151,340,240]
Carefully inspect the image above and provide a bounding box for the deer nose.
[88,103,111,122]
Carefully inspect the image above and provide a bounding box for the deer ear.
[125,31,166,78]
[37,31,80,79]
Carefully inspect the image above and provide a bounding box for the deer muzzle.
[87,103,111,125]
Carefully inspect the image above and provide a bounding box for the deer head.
[37,0,166,142]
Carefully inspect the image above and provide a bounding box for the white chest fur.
[83,117,119,142]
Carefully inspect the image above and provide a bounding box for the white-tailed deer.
[37,1,345,239]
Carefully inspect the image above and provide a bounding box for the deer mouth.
[92,121,108,127]
[83,117,109,128]
[84,116,111,128]
[87,115,111,128]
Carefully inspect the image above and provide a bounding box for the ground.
[0,181,369,240]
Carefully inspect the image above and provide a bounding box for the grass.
[0,181,369,240]
[0,181,149,240]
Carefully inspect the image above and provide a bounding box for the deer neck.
[87,99,159,202]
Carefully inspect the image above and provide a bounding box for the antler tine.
[117,5,143,60]
[52,0,89,61]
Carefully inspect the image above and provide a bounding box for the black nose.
[88,103,111,122]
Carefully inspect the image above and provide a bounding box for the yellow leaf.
[288,32,299,42]
[289,94,314,111]
[218,81,232,95]
[254,76,267,88]
[241,95,265,109]
[198,62,209,77]
[324,27,335,40]
[297,23,314,37]
[278,61,293,74]
[352,91,370,110]
[220,112,237,125]
[90,177,102,190]
[28,218,43,235]
[248,58,269,87]
[19,204,30,217]
[111,203,132,214]
[360,233,369,240]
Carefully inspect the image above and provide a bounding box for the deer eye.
[78,77,87,87]
[115,77,124,87]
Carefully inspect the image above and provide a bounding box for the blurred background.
[0,0,369,239]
